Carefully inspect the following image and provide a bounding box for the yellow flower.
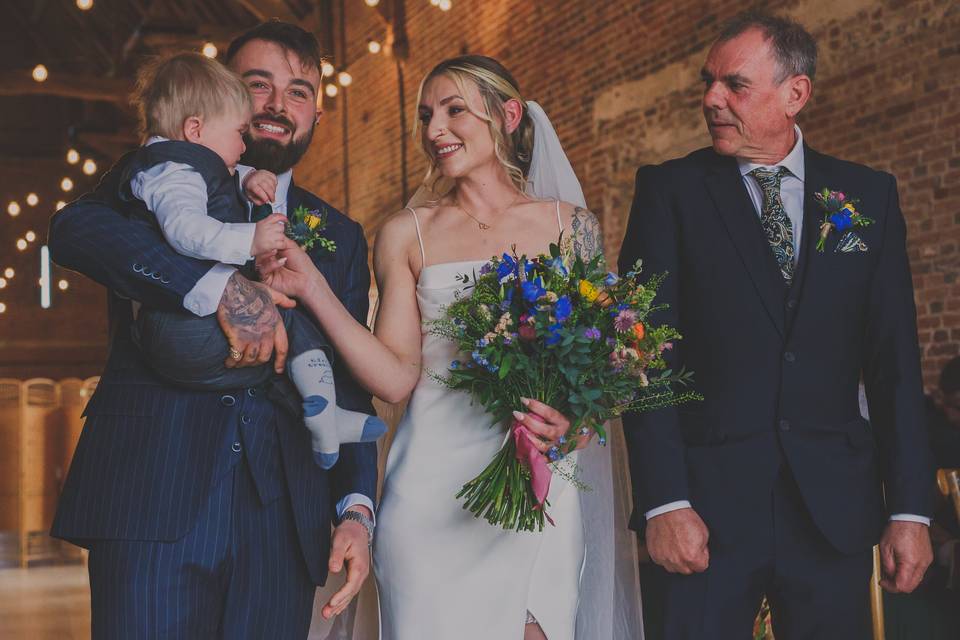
[841,202,858,216]
[579,280,600,302]
[304,214,322,229]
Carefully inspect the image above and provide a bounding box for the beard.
[241,114,315,175]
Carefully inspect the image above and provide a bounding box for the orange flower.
[632,322,645,341]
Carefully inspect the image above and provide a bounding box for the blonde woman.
[258,56,642,639]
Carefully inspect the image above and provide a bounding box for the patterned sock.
[287,349,387,469]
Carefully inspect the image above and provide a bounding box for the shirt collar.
[145,135,166,146]
[737,125,805,183]
[274,170,293,208]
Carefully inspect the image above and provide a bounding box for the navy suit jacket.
[49,154,377,585]
[618,145,935,554]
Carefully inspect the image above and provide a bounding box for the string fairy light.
[3,268,14,279]
[55,200,67,211]
[82,159,97,175]
[61,177,74,191]
[66,148,80,164]
[338,71,353,87]
[202,42,218,58]
[32,64,49,82]
[76,0,93,10]
[325,84,339,97]
[368,40,381,54]
[25,231,36,242]
[26,193,39,206]
[7,201,20,217]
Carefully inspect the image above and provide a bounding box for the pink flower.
[613,309,637,333]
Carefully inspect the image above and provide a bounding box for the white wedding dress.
[372,205,644,640]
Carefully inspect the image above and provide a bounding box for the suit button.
[241,414,251,425]
[779,419,791,432]
[786,299,797,310]
[246,388,258,398]
[232,442,242,452]
[151,272,161,280]
[160,277,170,284]
[784,351,796,363]
[133,263,143,273]
[220,394,236,407]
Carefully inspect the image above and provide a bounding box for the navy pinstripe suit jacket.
[48,154,377,585]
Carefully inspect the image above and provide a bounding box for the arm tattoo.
[570,206,605,261]
[219,272,280,340]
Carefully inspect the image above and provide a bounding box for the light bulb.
[3,268,13,278]
[321,62,335,77]
[337,71,353,87]
[365,0,379,5]
[66,148,80,164]
[26,193,39,206]
[202,42,218,58]
[7,201,20,217]
[430,0,440,5]
[61,177,74,191]
[16,239,28,251]
[76,0,93,10]
[82,159,97,175]
[438,0,452,10]
[32,64,48,82]
[325,84,339,97]
[55,200,67,211]
[0,278,6,288]
[368,40,382,54]
[0,303,6,314]
[58,279,69,291]
[25,231,36,242]
[38,278,46,286]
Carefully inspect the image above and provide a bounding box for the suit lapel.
[785,145,827,332]
[705,154,787,337]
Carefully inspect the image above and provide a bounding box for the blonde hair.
[414,55,535,193]
[132,52,253,139]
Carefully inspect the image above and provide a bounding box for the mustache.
[252,113,296,133]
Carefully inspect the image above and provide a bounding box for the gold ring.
[229,347,243,361]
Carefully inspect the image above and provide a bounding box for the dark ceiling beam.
[74,131,140,160]
[235,0,300,23]
[138,24,240,50]
[0,71,132,104]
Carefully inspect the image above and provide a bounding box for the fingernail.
[520,397,530,406]
[512,410,525,421]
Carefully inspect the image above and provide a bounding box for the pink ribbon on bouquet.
[511,420,555,525]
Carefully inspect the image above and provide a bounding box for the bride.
[260,55,642,639]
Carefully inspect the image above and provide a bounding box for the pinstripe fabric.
[88,462,315,639]
[49,161,378,625]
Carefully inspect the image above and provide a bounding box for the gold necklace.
[455,195,519,231]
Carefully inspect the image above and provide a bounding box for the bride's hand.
[512,398,593,457]
[255,237,323,298]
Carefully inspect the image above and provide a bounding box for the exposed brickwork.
[295,0,960,390]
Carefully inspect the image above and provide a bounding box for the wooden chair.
[937,468,960,523]
[18,378,60,567]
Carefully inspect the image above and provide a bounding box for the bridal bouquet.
[430,239,698,531]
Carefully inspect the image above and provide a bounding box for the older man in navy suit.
[49,22,375,639]
[620,11,935,639]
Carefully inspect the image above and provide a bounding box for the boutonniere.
[286,204,336,253]
[814,188,874,253]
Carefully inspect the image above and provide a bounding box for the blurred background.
[0,0,957,638]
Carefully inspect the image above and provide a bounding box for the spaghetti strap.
[555,199,563,234]
[406,206,427,269]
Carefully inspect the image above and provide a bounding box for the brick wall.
[295,0,960,389]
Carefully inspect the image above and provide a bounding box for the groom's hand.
[217,272,294,374]
[322,506,372,620]
[646,507,710,574]
[879,520,933,593]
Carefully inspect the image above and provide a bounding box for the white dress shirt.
[131,137,257,268]
[646,127,928,526]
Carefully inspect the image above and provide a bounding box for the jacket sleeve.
[328,221,379,508]
[47,159,216,312]
[862,173,935,517]
[618,164,691,528]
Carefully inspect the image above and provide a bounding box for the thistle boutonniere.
[286,204,336,253]
[814,188,874,252]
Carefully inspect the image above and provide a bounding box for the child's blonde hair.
[132,52,253,140]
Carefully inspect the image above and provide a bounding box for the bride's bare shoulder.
[374,206,440,275]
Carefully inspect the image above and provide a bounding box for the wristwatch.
[341,509,374,546]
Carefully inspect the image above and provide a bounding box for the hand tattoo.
[571,207,604,261]
[218,273,280,343]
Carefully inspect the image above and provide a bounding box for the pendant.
[478,222,491,230]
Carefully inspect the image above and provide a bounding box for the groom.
[49,22,375,638]
[619,11,935,638]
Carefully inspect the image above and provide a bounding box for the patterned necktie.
[749,167,794,284]
[251,203,273,223]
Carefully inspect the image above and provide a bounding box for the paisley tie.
[749,167,794,284]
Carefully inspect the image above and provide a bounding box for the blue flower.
[522,277,546,303]
[605,272,619,286]
[554,295,572,322]
[548,257,569,277]
[450,360,460,369]
[479,262,493,276]
[583,327,601,340]
[476,338,489,348]
[500,285,515,311]
[830,212,853,231]
[497,254,518,282]
[545,322,564,345]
